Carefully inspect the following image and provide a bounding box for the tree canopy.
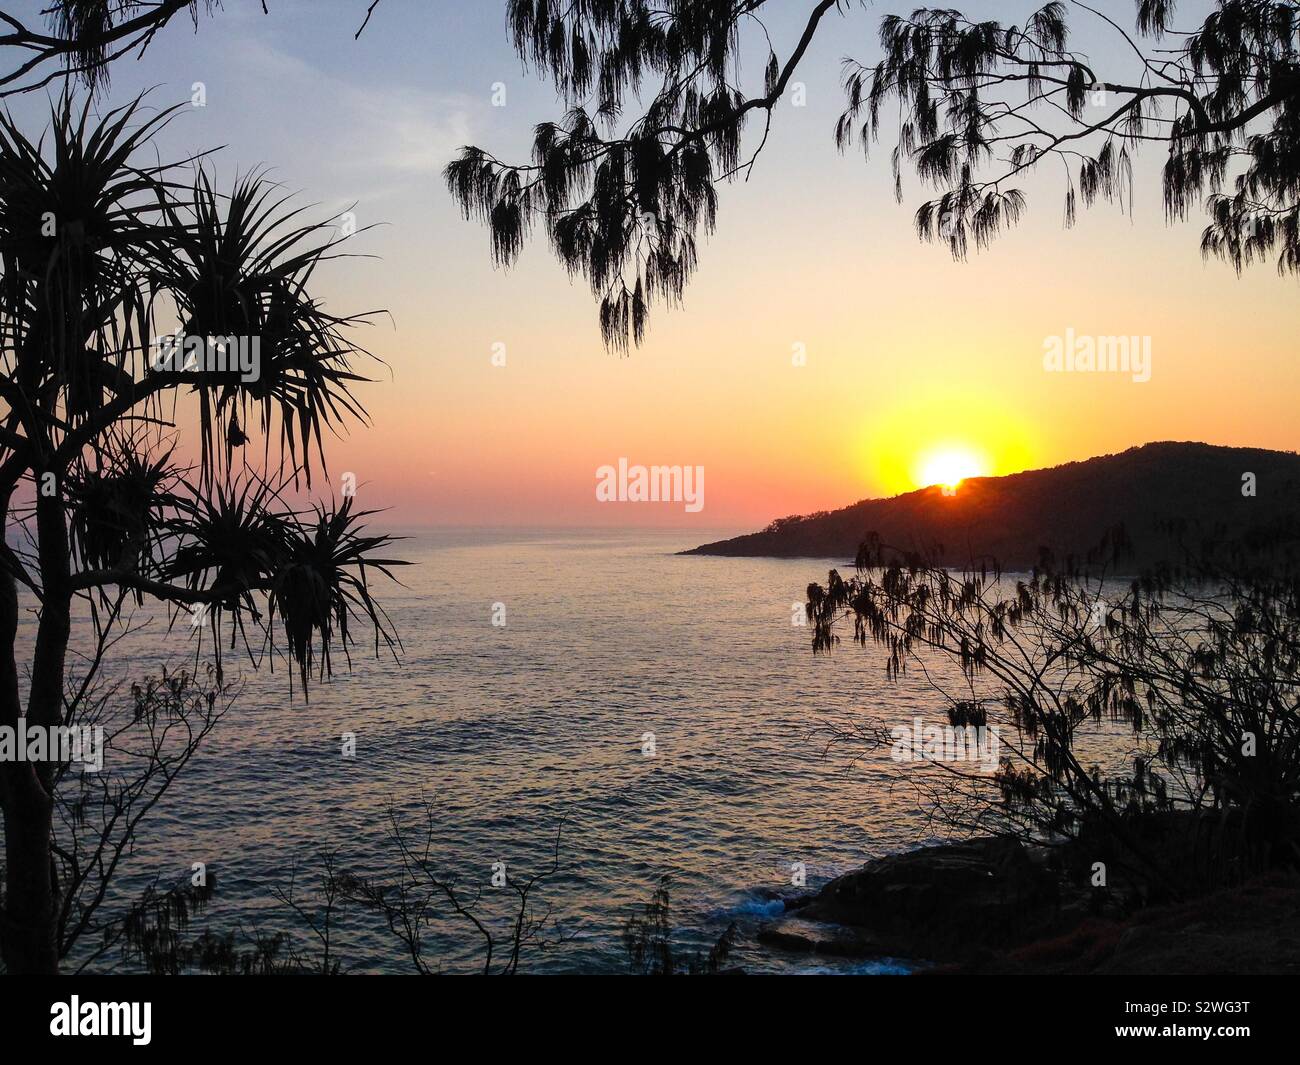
[0,91,404,972]
[444,1,1300,348]
[19,5,1297,351]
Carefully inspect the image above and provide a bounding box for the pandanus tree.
[0,95,402,973]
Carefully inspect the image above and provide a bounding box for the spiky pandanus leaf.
[0,93,180,422]
[165,476,290,601]
[154,172,379,486]
[67,434,176,582]
[266,497,405,692]
[161,478,405,691]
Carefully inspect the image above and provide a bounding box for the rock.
[964,873,1300,974]
[756,917,885,958]
[756,922,818,954]
[788,837,1059,962]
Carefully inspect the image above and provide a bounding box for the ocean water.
[32,527,1065,973]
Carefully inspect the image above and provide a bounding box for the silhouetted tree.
[0,95,402,973]
[805,531,1300,900]
[0,1,385,98]
[47,666,231,972]
[327,802,567,975]
[30,5,1296,348]
[443,1,1300,347]
[0,2,211,96]
[838,1,1300,274]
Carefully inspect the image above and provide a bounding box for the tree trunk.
[0,566,59,973]
[0,765,58,973]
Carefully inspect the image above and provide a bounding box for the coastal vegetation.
[0,95,403,972]
[0,0,1295,977]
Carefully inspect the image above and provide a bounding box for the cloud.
[338,83,476,177]
[219,36,481,194]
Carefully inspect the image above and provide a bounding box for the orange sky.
[11,1,1297,531]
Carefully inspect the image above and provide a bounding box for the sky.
[6,0,1298,531]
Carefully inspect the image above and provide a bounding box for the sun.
[916,446,988,493]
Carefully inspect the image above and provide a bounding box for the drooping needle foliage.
[446,1,1300,348]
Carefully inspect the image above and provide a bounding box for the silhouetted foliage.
[805,526,1300,899]
[444,1,1300,347]
[623,875,738,974]
[0,94,403,973]
[1,2,390,98]
[446,1,844,350]
[839,1,1300,276]
[24,5,1300,346]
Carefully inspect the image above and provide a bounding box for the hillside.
[685,442,1300,572]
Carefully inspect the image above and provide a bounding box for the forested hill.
[684,442,1300,572]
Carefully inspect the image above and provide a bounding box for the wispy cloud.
[220,36,481,197]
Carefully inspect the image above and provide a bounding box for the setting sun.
[916,446,989,491]
[855,391,1038,499]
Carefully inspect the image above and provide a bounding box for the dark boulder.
[756,917,885,958]
[761,837,1059,962]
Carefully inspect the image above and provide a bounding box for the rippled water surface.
[45,527,1063,973]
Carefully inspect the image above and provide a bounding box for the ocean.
[37,526,1025,973]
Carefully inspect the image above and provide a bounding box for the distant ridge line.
[682,442,1300,573]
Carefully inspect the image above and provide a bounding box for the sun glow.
[856,390,1037,498]
[916,446,989,492]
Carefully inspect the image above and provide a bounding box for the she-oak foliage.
[447,1,1300,348]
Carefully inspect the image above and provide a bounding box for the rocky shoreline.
[752,836,1300,974]
[756,837,1064,967]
